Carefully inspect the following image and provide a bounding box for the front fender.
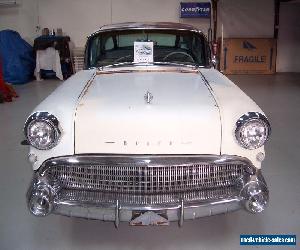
[27,70,96,170]
[200,68,268,169]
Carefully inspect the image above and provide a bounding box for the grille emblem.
[144,91,153,104]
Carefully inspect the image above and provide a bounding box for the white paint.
[22,23,271,171]
[75,71,221,155]
[28,69,95,170]
[200,68,265,168]
[26,66,268,171]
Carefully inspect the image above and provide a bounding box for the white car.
[24,22,271,227]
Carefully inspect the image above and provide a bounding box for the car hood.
[74,71,221,154]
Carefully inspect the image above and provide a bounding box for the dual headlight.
[24,111,269,150]
[235,112,271,150]
[24,112,61,150]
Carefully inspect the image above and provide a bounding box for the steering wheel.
[162,51,195,63]
[114,54,133,63]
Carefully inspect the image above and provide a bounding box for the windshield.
[86,29,209,68]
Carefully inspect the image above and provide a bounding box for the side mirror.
[210,42,219,69]
[211,55,218,69]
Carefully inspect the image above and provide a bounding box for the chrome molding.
[38,154,256,176]
[55,186,240,210]
[179,198,184,227]
[115,200,120,228]
[88,22,204,39]
[99,62,202,71]
[92,63,203,76]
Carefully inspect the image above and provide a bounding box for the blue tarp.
[0,30,35,84]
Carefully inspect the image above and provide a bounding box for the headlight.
[235,112,271,149]
[24,112,61,150]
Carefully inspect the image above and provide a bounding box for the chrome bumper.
[27,155,269,227]
[54,196,242,227]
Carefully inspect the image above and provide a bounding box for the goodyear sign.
[220,38,276,74]
[180,2,211,18]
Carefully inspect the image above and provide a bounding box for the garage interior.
[0,0,299,250]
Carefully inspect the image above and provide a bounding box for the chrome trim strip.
[88,22,204,39]
[53,194,242,211]
[92,63,207,76]
[51,196,243,223]
[179,198,184,227]
[115,200,120,228]
[73,72,97,155]
[99,62,202,71]
[39,154,256,177]
[198,70,222,155]
[53,192,242,211]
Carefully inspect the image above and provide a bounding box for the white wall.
[0,0,273,47]
[35,0,276,46]
[0,0,38,44]
[37,0,212,47]
[217,0,274,38]
[276,2,300,72]
[0,0,211,47]
[1,0,279,45]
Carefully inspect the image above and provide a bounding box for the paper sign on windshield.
[134,41,154,63]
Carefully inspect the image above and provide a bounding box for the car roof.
[89,22,203,37]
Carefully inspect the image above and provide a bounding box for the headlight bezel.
[235,112,271,150]
[24,112,61,150]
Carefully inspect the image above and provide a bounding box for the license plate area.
[130,210,169,226]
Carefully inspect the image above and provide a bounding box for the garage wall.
[37,0,212,47]
[0,0,274,47]
[217,0,274,38]
[2,0,299,72]
[0,0,38,44]
[276,2,300,72]
[0,0,211,46]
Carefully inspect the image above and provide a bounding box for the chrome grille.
[47,162,245,194]
[57,186,239,205]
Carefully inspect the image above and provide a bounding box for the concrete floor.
[0,74,299,250]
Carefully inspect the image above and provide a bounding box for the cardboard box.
[219,38,276,74]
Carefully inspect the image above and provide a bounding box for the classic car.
[24,22,271,227]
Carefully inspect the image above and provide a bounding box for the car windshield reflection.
[87,29,208,68]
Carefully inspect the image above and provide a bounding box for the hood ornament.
[144,91,153,104]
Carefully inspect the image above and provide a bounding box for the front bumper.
[27,155,269,227]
